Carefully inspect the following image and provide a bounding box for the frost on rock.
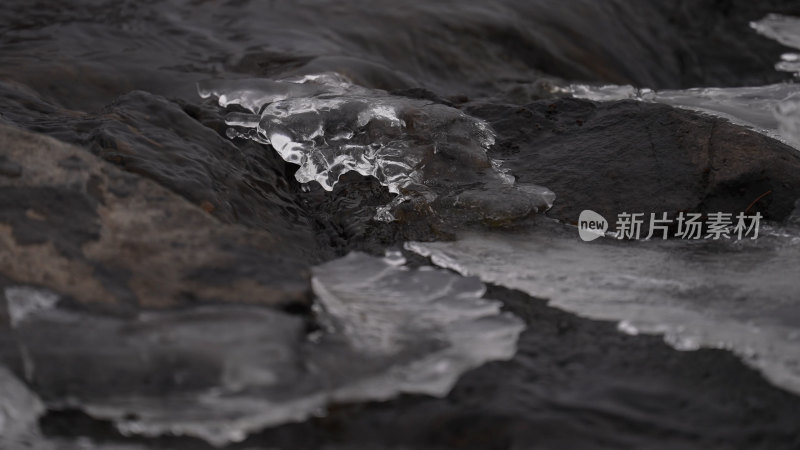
[8,253,523,447]
[199,73,555,222]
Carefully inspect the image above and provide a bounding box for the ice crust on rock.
[199,73,496,194]
[199,73,554,222]
[0,366,44,446]
[8,254,523,446]
[406,221,800,396]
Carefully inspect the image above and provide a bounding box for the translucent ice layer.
[0,366,146,450]
[199,73,555,222]
[0,366,45,447]
[4,253,523,446]
[199,73,496,194]
[407,221,800,395]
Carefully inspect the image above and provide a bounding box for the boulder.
[0,124,311,314]
[471,98,800,223]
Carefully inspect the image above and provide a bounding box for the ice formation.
[199,73,555,222]
[407,221,800,396]
[199,73,497,194]
[5,254,523,446]
[4,285,59,327]
[0,366,45,448]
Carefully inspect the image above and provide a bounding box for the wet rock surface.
[473,98,800,223]
[0,124,311,314]
[1,82,314,242]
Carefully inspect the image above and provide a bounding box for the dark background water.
[2,0,800,113]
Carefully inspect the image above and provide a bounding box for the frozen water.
[407,220,800,395]
[199,73,497,194]
[312,252,524,385]
[200,73,556,222]
[560,16,800,390]
[4,286,60,328]
[0,366,44,447]
[6,253,523,446]
[0,366,146,449]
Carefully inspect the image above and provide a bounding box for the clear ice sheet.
[3,253,523,446]
[199,73,497,194]
[0,366,45,448]
[406,221,800,395]
[199,73,555,221]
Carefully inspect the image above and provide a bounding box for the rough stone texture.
[471,98,800,223]
[0,124,311,314]
[1,82,314,245]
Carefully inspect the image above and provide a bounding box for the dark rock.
[0,156,22,178]
[0,80,438,262]
[470,98,800,223]
[0,82,316,253]
[0,124,311,313]
[388,88,456,107]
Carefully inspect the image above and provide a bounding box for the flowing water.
[570,14,800,149]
